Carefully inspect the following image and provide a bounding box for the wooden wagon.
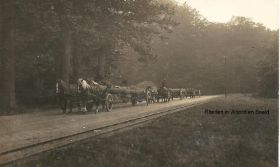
[169,88,186,100]
[109,86,150,106]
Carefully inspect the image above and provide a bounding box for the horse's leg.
[95,99,99,114]
[69,100,73,113]
[83,101,87,113]
[102,99,105,112]
[78,95,83,112]
[77,100,81,112]
[81,96,87,113]
[61,98,67,113]
[61,102,66,113]
[58,96,64,113]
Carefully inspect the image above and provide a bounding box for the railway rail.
[0,97,219,166]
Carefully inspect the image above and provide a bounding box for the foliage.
[123,12,278,96]
[256,33,278,97]
[1,1,278,109]
[0,0,176,106]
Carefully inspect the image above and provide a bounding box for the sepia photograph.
[0,0,278,166]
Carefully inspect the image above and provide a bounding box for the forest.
[0,0,278,112]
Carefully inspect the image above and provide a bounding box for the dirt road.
[0,95,219,164]
[10,94,277,167]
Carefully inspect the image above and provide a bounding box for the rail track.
[0,98,217,166]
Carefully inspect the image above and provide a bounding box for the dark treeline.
[0,1,278,112]
[117,4,278,97]
[0,0,175,111]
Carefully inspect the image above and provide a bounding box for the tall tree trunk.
[60,27,72,83]
[72,34,79,81]
[55,50,61,80]
[97,53,106,82]
[0,2,3,104]
[1,1,16,111]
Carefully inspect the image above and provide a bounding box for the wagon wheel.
[105,93,113,112]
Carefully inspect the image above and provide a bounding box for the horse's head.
[77,78,91,92]
[145,86,151,92]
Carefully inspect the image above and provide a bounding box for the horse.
[77,79,108,113]
[169,88,185,100]
[194,89,201,98]
[156,86,171,102]
[180,88,186,99]
[145,86,157,105]
[186,88,195,98]
[56,79,80,113]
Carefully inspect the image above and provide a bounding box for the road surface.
[0,96,220,164]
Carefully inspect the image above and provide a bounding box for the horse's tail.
[56,82,59,94]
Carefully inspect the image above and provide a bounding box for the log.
[109,86,145,95]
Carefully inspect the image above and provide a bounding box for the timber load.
[169,88,186,99]
[109,85,148,106]
[109,86,145,95]
[57,78,201,114]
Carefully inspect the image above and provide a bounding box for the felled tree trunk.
[1,1,17,112]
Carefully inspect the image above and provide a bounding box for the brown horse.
[180,88,186,99]
[186,88,195,98]
[56,79,80,113]
[77,79,109,113]
[157,86,171,102]
[194,89,201,97]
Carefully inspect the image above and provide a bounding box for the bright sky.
[175,0,279,30]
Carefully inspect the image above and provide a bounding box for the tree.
[0,0,176,107]
[257,33,278,97]
[1,1,17,111]
[123,5,277,96]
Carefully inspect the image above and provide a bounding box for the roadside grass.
[12,95,278,167]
